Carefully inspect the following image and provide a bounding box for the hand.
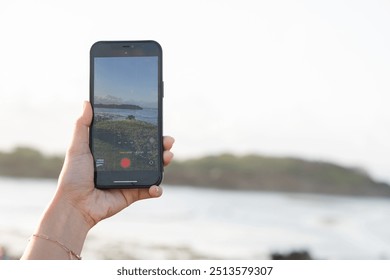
[21,101,174,259]
[56,101,175,228]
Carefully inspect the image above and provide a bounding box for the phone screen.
[90,41,163,188]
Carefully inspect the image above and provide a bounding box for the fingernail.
[83,101,87,110]
[155,186,162,196]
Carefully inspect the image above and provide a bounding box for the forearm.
[21,194,91,260]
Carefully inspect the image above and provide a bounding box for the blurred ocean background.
[1,176,390,260]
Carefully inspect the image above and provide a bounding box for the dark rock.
[271,250,312,260]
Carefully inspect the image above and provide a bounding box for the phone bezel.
[89,40,163,189]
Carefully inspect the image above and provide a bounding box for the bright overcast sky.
[0,0,389,183]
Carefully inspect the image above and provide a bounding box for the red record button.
[120,157,131,169]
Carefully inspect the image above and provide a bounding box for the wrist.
[22,193,91,259]
[41,194,91,252]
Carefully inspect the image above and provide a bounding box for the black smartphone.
[89,41,163,189]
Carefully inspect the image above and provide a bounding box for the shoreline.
[1,182,390,260]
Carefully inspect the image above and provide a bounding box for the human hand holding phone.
[58,101,174,227]
[22,101,174,259]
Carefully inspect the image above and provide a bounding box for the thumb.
[68,101,93,155]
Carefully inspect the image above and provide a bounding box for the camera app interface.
[93,56,159,172]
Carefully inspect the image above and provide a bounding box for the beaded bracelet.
[31,234,82,260]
